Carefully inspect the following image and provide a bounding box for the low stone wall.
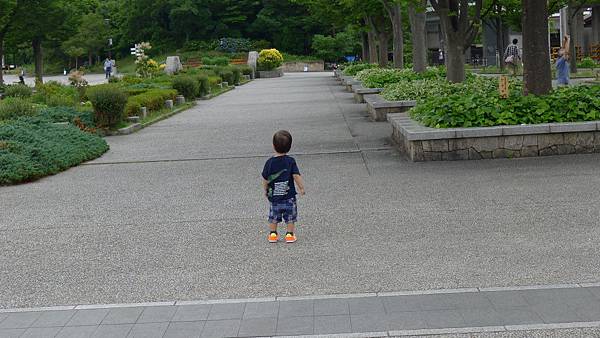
[282,61,325,72]
[389,113,600,161]
[258,69,283,78]
[353,86,383,103]
[365,95,416,122]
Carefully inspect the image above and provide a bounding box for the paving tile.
[0,314,7,325]
[163,321,204,338]
[137,306,176,323]
[350,313,387,332]
[523,288,594,306]
[314,299,349,316]
[415,295,455,311]
[586,287,600,299]
[278,300,313,318]
[496,307,543,325]
[66,309,109,326]
[127,322,169,338]
[21,327,62,338]
[532,304,585,323]
[313,315,351,334]
[32,310,76,327]
[348,297,385,315]
[483,291,529,308]
[101,308,143,325]
[242,302,278,319]
[207,303,245,321]
[172,305,211,322]
[422,310,465,329]
[574,302,600,321]
[200,319,240,338]
[383,296,425,313]
[92,324,133,338]
[459,308,504,327]
[386,311,427,330]
[56,325,97,338]
[0,328,26,338]
[276,316,313,336]
[441,293,494,309]
[0,312,42,329]
[237,317,276,337]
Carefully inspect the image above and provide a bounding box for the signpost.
[499,75,509,99]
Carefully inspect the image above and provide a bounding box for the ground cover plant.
[411,84,600,128]
[356,67,447,88]
[342,63,379,76]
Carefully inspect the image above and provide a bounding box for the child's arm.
[293,174,305,196]
[262,178,269,198]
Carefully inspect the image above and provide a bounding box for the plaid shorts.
[268,198,298,224]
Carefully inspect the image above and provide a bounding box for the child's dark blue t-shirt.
[262,155,300,202]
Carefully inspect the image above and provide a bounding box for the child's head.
[273,130,292,154]
[558,49,565,57]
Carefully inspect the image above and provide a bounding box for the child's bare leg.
[286,223,295,233]
[269,223,278,232]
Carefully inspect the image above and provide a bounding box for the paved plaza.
[2,73,600,336]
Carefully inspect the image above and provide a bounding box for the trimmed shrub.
[218,69,234,85]
[230,67,242,85]
[0,98,37,121]
[197,75,210,97]
[0,119,108,185]
[173,76,199,99]
[4,84,33,99]
[125,89,178,116]
[31,81,78,107]
[87,85,128,128]
[202,56,230,66]
[257,49,284,71]
[238,65,253,76]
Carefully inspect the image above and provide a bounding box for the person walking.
[556,35,571,86]
[18,67,25,85]
[103,57,113,79]
[504,39,522,76]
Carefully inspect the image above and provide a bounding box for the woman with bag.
[504,39,521,76]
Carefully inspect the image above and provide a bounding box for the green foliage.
[311,30,359,62]
[0,119,108,185]
[202,56,230,66]
[87,85,128,128]
[258,49,284,71]
[238,65,253,76]
[411,84,600,128]
[4,84,33,99]
[125,89,177,116]
[0,98,37,121]
[577,57,597,69]
[197,75,210,97]
[342,63,379,76]
[38,106,95,128]
[172,76,199,99]
[31,81,78,107]
[356,67,447,88]
[217,38,251,53]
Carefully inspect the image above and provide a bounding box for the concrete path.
[1,284,600,337]
[2,73,600,336]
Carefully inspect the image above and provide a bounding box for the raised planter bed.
[258,69,283,78]
[352,85,383,103]
[364,94,416,122]
[388,113,600,162]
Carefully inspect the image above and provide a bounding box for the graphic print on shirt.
[267,169,287,198]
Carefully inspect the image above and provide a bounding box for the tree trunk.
[495,16,507,70]
[0,36,4,85]
[367,24,378,64]
[522,0,552,96]
[593,5,600,46]
[88,51,93,67]
[382,2,404,68]
[568,5,584,73]
[378,32,389,67]
[32,36,43,84]
[446,37,466,83]
[361,31,369,62]
[409,1,427,73]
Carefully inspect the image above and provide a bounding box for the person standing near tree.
[103,57,112,79]
[556,35,571,86]
[504,39,522,76]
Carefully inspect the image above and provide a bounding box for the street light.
[104,19,113,59]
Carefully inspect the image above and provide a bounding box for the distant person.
[18,68,25,84]
[504,39,521,76]
[262,130,305,244]
[556,35,571,86]
[103,58,112,79]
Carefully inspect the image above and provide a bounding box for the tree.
[0,0,18,85]
[380,0,404,68]
[408,0,427,73]
[312,30,360,61]
[521,0,552,95]
[430,0,483,83]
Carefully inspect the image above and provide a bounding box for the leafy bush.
[238,65,253,76]
[32,81,79,107]
[0,98,37,121]
[410,84,600,128]
[0,119,108,185]
[173,76,199,99]
[38,106,95,128]
[218,38,251,53]
[257,49,284,71]
[342,63,378,76]
[4,85,33,99]
[578,57,597,69]
[311,31,359,62]
[218,69,234,84]
[202,56,230,66]
[197,75,210,97]
[122,75,144,85]
[87,85,128,128]
[125,89,177,116]
[356,67,447,88]
[230,67,242,85]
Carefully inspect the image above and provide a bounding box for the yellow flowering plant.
[257,49,284,71]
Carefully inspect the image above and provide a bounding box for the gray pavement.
[1,72,600,333]
[1,284,600,337]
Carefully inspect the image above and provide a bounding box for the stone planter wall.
[258,69,284,78]
[365,95,416,122]
[282,61,324,72]
[389,113,600,161]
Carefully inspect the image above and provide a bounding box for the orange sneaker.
[285,233,297,243]
[268,232,278,243]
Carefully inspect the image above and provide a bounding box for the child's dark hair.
[273,130,292,153]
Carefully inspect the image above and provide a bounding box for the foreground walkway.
[1,284,600,337]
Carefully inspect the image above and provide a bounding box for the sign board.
[499,76,509,99]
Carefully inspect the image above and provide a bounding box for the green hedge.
[0,98,37,121]
[125,89,177,116]
[0,118,108,185]
[172,76,199,99]
[87,85,128,128]
[342,63,379,76]
[356,67,447,88]
[411,84,600,128]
